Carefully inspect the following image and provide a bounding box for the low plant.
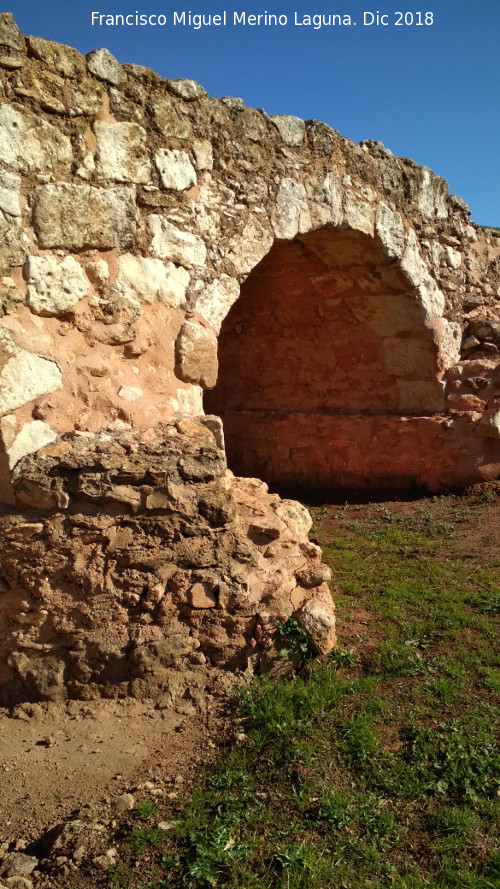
[276,616,313,666]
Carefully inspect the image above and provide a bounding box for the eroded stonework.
[0,421,335,705]
[0,13,498,702]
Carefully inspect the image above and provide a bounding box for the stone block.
[193,275,240,332]
[445,246,461,269]
[192,139,213,170]
[155,149,197,190]
[476,410,500,439]
[0,171,21,218]
[349,292,425,337]
[148,215,206,266]
[271,114,305,146]
[383,335,441,378]
[175,322,218,388]
[167,78,206,100]
[401,229,445,318]
[273,178,308,239]
[0,171,21,249]
[149,98,190,139]
[7,421,57,469]
[295,584,336,654]
[95,121,151,184]
[26,255,88,315]
[0,104,72,174]
[342,190,375,235]
[0,328,62,417]
[397,379,445,414]
[376,202,406,260]
[225,216,273,278]
[27,35,86,78]
[33,184,136,250]
[115,254,189,308]
[87,47,125,85]
[0,13,24,69]
[306,172,342,227]
[117,386,143,402]
[416,167,448,220]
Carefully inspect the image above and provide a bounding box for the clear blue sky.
[7,0,499,225]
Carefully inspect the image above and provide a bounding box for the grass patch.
[70,494,499,888]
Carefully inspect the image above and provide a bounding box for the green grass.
[70,495,499,889]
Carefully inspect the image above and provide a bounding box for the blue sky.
[7,0,499,225]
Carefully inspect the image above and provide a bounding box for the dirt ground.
[1,484,498,857]
[0,688,232,853]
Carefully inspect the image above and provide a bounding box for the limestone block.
[117,386,143,402]
[226,216,273,278]
[416,167,448,220]
[475,410,500,439]
[155,149,197,191]
[238,107,268,142]
[7,421,57,469]
[167,78,206,100]
[115,254,189,309]
[0,105,72,173]
[342,190,375,235]
[397,379,445,414]
[150,98,191,139]
[445,246,462,269]
[87,47,125,86]
[175,321,218,388]
[26,255,88,315]
[26,35,86,78]
[273,178,308,239]
[306,172,342,227]
[349,293,425,337]
[295,563,332,588]
[0,171,21,247]
[0,328,62,417]
[272,499,312,538]
[376,202,406,260]
[446,393,486,412]
[193,275,240,332]
[8,651,66,700]
[33,184,136,250]
[0,13,24,69]
[192,140,213,171]
[0,171,21,218]
[401,230,445,318]
[85,258,109,288]
[148,215,206,266]
[271,114,305,147]
[168,386,203,414]
[430,318,462,371]
[295,584,336,655]
[95,121,151,184]
[0,352,63,417]
[383,336,442,378]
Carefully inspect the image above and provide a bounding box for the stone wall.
[0,14,499,702]
[0,420,335,705]
[0,14,498,499]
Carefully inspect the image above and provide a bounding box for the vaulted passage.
[205,226,453,494]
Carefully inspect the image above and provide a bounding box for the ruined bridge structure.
[0,13,498,705]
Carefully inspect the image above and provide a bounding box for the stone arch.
[205,217,462,493]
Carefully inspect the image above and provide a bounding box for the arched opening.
[205,226,446,495]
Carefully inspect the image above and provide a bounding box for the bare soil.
[0,690,231,852]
